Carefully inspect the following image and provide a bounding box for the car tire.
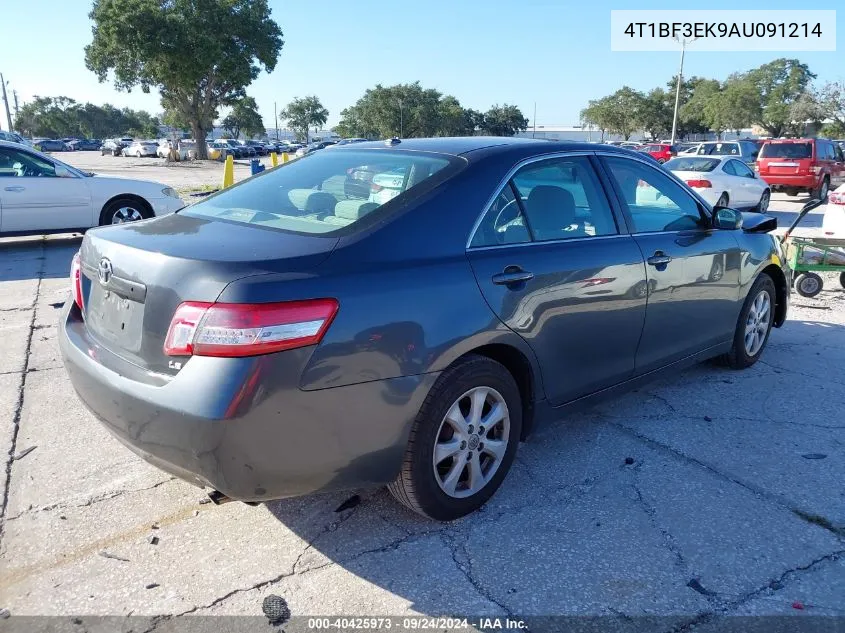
[785,188,798,197]
[388,355,522,521]
[755,190,770,213]
[840,272,845,289]
[794,272,823,298]
[815,178,830,202]
[716,193,729,208]
[717,273,776,369]
[99,198,153,226]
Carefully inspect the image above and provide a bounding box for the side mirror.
[54,165,73,178]
[713,207,743,230]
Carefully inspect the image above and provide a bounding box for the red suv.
[639,143,676,164]
[757,138,845,199]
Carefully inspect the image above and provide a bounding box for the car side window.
[722,160,738,176]
[0,148,56,178]
[732,160,755,178]
[603,156,705,233]
[835,145,845,161]
[510,156,618,242]
[470,183,531,247]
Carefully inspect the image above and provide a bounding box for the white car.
[123,140,159,158]
[822,184,845,237]
[0,140,183,235]
[664,155,770,211]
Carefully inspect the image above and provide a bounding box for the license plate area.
[86,283,145,353]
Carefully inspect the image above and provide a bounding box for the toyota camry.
[59,137,791,520]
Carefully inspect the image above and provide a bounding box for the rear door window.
[182,149,457,235]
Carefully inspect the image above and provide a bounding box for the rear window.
[664,157,720,172]
[182,149,456,234]
[758,142,812,159]
[697,143,739,156]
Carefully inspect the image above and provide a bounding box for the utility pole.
[0,73,13,132]
[12,90,19,130]
[670,36,698,146]
[396,99,403,138]
[274,101,279,140]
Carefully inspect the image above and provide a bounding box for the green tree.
[744,58,816,137]
[788,91,824,136]
[280,96,328,142]
[638,88,673,140]
[814,80,845,134]
[337,83,447,139]
[601,87,645,140]
[481,104,528,136]
[221,96,265,139]
[680,79,722,137]
[580,97,613,141]
[85,0,283,158]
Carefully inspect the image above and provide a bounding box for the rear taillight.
[686,179,712,188]
[70,252,84,312]
[163,299,339,357]
[810,165,822,174]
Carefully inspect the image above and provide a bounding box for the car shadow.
[0,234,82,281]
[258,317,845,618]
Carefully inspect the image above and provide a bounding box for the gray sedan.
[59,138,792,520]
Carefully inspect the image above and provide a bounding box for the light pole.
[396,99,403,138]
[0,74,13,132]
[670,36,698,146]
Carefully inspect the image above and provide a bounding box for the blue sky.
[1,0,842,129]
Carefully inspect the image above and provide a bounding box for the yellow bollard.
[222,155,235,189]
[282,152,289,163]
[270,152,278,167]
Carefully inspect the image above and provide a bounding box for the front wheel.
[99,198,151,225]
[795,272,823,298]
[816,178,830,202]
[755,190,770,213]
[388,355,522,521]
[717,274,775,369]
[839,272,845,289]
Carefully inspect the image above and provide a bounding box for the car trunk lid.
[78,213,338,375]
[758,142,814,176]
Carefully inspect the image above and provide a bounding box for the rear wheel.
[816,178,830,202]
[99,198,152,226]
[840,272,845,289]
[388,355,522,521]
[755,190,770,213]
[795,272,823,298]
[717,274,775,369]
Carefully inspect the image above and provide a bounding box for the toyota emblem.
[97,258,113,285]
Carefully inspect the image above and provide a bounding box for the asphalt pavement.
[0,193,842,629]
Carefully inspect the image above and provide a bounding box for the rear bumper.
[58,304,438,502]
[760,174,818,190]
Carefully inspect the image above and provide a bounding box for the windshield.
[759,142,812,159]
[182,149,458,235]
[697,143,739,156]
[664,157,721,172]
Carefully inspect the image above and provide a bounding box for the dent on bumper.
[58,305,438,501]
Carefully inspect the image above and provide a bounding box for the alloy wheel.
[432,386,510,499]
[111,207,144,223]
[743,290,771,357]
[759,191,770,212]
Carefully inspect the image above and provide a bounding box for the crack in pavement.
[608,420,845,539]
[0,239,45,551]
[670,550,845,632]
[5,477,177,521]
[440,529,519,623]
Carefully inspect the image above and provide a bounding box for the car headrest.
[287,189,314,210]
[304,192,337,215]
[526,185,576,232]
[334,200,379,221]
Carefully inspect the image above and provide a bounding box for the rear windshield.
[182,149,456,234]
[697,143,739,156]
[664,157,720,172]
[759,142,812,159]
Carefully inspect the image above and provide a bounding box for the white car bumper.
[149,196,185,218]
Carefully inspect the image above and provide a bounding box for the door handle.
[492,267,534,286]
[647,252,672,266]
[4,186,25,192]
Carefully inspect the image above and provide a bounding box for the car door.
[832,144,845,188]
[719,160,746,205]
[0,146,92,233]
[598,154,742,374]
[466,154,648,406]
[730,159,765,206]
